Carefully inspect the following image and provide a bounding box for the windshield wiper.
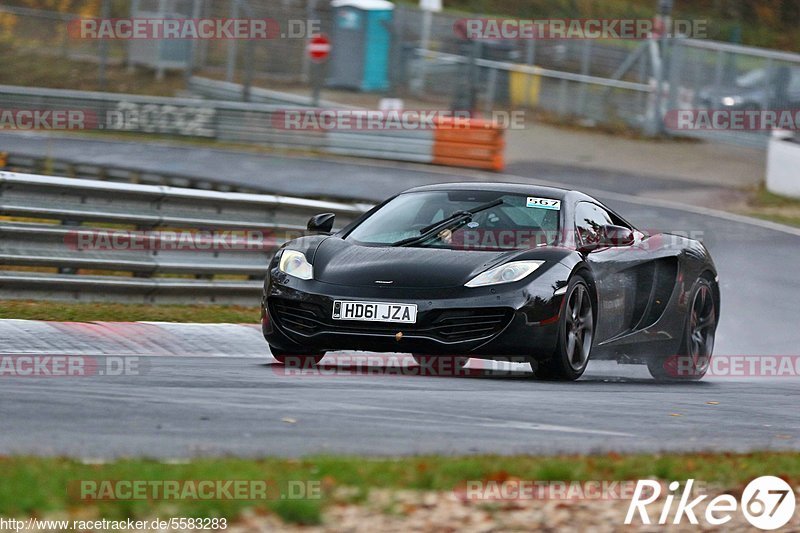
[391,198,503,247]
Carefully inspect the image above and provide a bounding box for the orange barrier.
[432,118,505,171]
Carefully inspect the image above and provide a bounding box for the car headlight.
[721,96,741,106]
[278,250,313,280]
[465,260,544,288]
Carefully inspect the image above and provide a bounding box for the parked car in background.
[696,65,800,110]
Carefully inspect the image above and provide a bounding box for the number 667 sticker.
[527,197,561,210]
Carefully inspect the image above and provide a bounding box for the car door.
[575,202,642,343]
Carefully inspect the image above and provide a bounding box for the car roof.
[401,182,595,203]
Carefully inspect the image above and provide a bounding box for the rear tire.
[532,274,594,381]
[647,277,716,381]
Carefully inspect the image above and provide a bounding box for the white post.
[225,0,240,82]
[413,0,442,96]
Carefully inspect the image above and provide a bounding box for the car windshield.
[345,191,561,250]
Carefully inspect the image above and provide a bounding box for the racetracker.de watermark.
[63,228,708,253]
[665,355,800,378]
[272,354,487,378]
[455,18,709,40]
[438,229,706,251]
[68,479,321,501]
[0,356,144,377]
[64,229,295,252]
[2,102,218,136]
[272,110,525,131]
[67,18,320,40]
[666,109,800,131]
[459,480,687,501]
[0,109,96,130]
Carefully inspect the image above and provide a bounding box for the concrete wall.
[766,130,800,199]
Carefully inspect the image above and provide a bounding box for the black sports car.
[261,183,720,381]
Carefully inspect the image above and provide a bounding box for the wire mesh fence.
[665,38,800,147]
[0,4,127,64]
[1,0,799,146]
[194,0,332,83]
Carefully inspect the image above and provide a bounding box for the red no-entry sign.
[307,34,331,63]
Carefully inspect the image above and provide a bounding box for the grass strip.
[743,186,800,228]
[0,300,259,324]
[0,453,798,525]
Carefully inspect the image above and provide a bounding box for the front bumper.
[262,266,568,358]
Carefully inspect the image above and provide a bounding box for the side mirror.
[578,225,635,253]
[307,213,335,234]
[602,225,635,246]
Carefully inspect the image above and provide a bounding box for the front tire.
[647,277,717,381]
[533,275,594,381]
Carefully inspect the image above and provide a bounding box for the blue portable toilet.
[327,0,395,92]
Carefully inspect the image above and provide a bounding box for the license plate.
[332,301,417,324]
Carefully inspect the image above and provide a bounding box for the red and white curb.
[0,319,530,372]
[0,319,265,358]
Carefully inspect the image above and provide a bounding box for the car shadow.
[574,376,713,386]
[264,361,534,381]
[263,356,715,385]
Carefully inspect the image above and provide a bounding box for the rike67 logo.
[625,477,796,530]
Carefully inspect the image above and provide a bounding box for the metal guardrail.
[0,171,368,305]
[2,153,262,194]
[417,50,654,92]
[187,77,360,109]
[0,84,437,165]
[184,78,444,162]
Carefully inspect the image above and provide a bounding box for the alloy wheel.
[565,283,594,371]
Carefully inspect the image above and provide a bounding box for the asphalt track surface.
[1,132,799,457]
[0,131,726,201]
